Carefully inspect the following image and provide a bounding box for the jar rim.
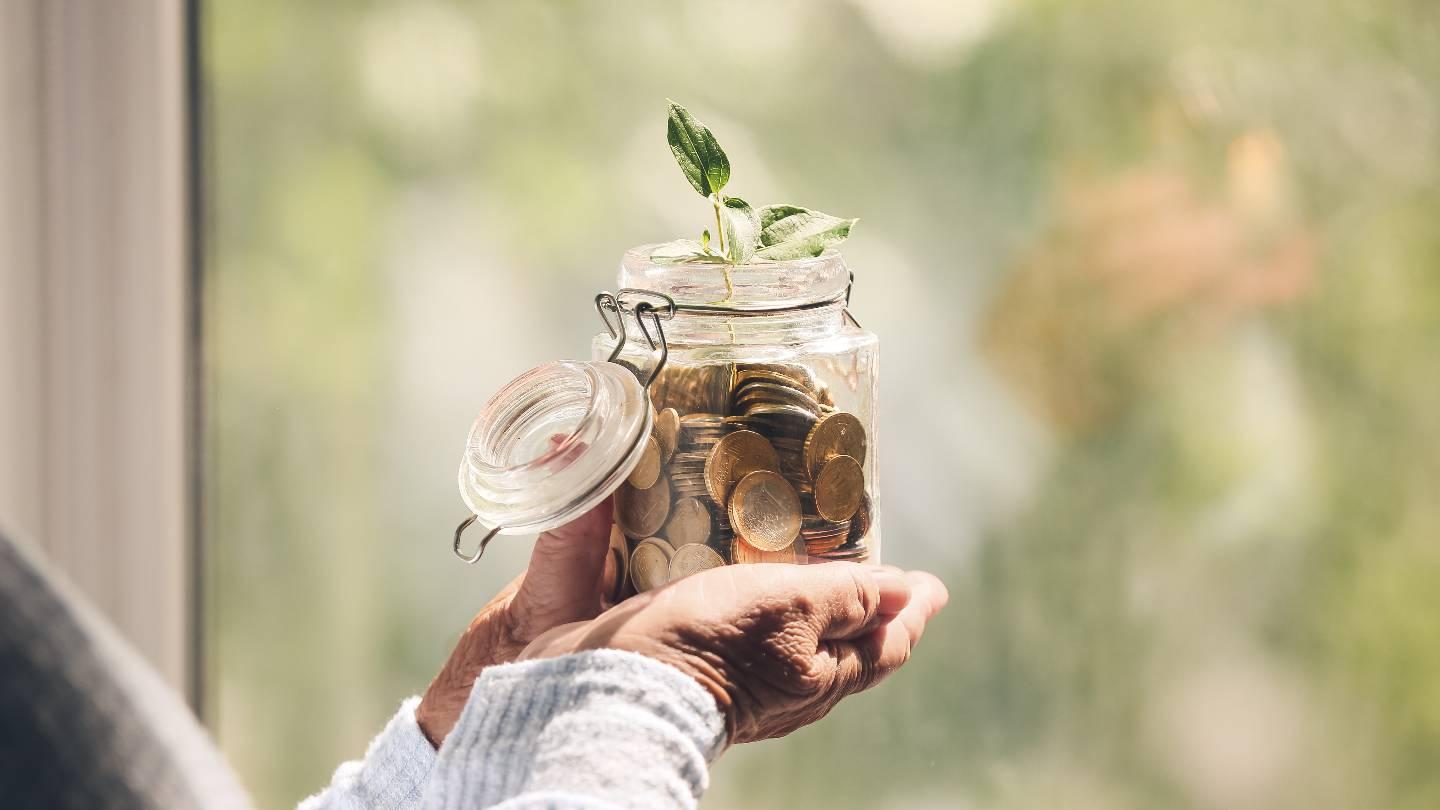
[620,244,850,311]
[622,244,844,273]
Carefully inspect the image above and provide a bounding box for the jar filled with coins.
[597,247,877,598]
[452,247,878,602]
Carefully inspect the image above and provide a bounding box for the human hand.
[416,498,619,747]
[517,561,948,744]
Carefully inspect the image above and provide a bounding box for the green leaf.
[759,204,807,235]
[754,204,857,259]
[667,101,730,197]
[720,197,760,263]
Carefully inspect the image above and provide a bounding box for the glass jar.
[454,246,879,601]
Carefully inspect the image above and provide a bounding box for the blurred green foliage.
[206,0,1440,807]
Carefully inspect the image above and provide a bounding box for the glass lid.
[458,360,651,537]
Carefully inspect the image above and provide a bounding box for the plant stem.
[711,194,726,255]
[711,194,733,303]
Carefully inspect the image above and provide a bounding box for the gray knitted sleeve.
[304,650,726,810]
[425,650,727,810]
[299,696,437,810]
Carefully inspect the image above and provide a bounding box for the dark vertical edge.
[183,0,208,720]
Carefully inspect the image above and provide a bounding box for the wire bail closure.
[452,514,501,564]
[594,288,677,390]
[452,276,858,565]
[452,290,678,565]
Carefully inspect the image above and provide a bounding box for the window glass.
[206,1,1440,807]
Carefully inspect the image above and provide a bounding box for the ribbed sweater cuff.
[301,696,435,810]
[426,650,727,810]
[364,697,437,806]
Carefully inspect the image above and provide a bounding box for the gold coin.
[728,470,802,551]
[655,408,681,463]
[731,534,799,564]
[818,545,870,563]
[803,412,867,477]
[734,369,811,391]
[804,535,846,554]
[605,524,630,602]
[704,430,780,506]
[627,435,662,489]
[615,476,671,538]
[849,493,872,544]
[664,496,712,548]
[736,363,817,393]
[813,454,864,522]
[651,363,734,414]
[630,537,675,593]
[668,543,726,582]
[734,380,820,409]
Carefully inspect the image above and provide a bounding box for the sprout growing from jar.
[652,101,858,304]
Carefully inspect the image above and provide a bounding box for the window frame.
[0,0,201,708]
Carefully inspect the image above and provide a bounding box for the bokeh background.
[204,0,1440,807]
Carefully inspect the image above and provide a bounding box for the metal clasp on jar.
[452,291,676,565]
[594,288,678,390]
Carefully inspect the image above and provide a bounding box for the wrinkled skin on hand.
[518,562,948,745]
[416,498,618,747]
[417,427,947,749]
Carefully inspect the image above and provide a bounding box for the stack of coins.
[613,361,871,597]
[821,493,871,562]
[668,415,721,500]
[798,411,868,561]
[726,364,868,563]
[649,363,734,416]
[725,365,821,438]
[801,513,849,555]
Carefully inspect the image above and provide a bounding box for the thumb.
[508,498,615,637]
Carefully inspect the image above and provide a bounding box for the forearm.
[424,650,726,810]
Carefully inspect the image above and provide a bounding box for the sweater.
[0,527,722,809]
[300,650,728,810]
[0,529,253,810]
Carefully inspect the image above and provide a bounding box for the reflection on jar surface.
[595,246,880,597]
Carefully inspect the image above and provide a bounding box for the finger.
[866,571,948,673]
[805,563,912,641]
[668,562,911,639]
[872,565,910,618]
[818,624,906,698]
[864,570,948,674]
[529,499,613,587]
[509,498,615,636]
[892,570,948,646]
[640,561,910,647]
[817,569,949,695]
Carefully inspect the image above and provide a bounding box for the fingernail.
[872,569,912,616]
